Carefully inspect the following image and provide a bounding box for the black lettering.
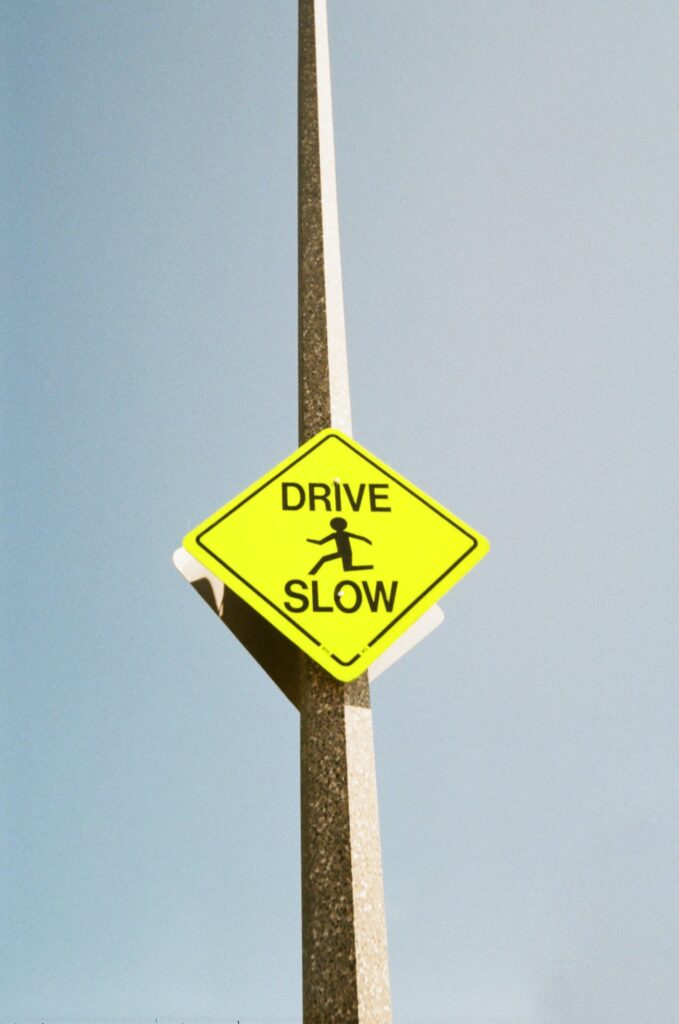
[343,482,365,511]
[311,580,333,612]
[333,480,343,510]
[334,580,362,613]
[284,579,308,612]
[282,483,305,510]
[362,580,398,612]
[309,483,332,512]
[369,483,391,512]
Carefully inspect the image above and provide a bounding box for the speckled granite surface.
[298,1,392,1020]
[300,662,391,1023]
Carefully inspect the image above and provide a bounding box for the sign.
[183,429,489,681]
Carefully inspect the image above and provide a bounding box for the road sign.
[183,429,489,681]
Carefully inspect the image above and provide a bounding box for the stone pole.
[298,2,392,1022]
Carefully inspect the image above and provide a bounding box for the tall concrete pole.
[298,2,392,1022]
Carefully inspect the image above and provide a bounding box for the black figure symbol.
[306,516,374,575]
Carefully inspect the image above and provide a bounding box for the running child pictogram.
[306,517,374,575]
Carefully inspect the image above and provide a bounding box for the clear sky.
[2,2,678,1022]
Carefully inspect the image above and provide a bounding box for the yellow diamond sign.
[183,429,489,682]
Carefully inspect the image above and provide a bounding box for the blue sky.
[2,2,678,1022]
